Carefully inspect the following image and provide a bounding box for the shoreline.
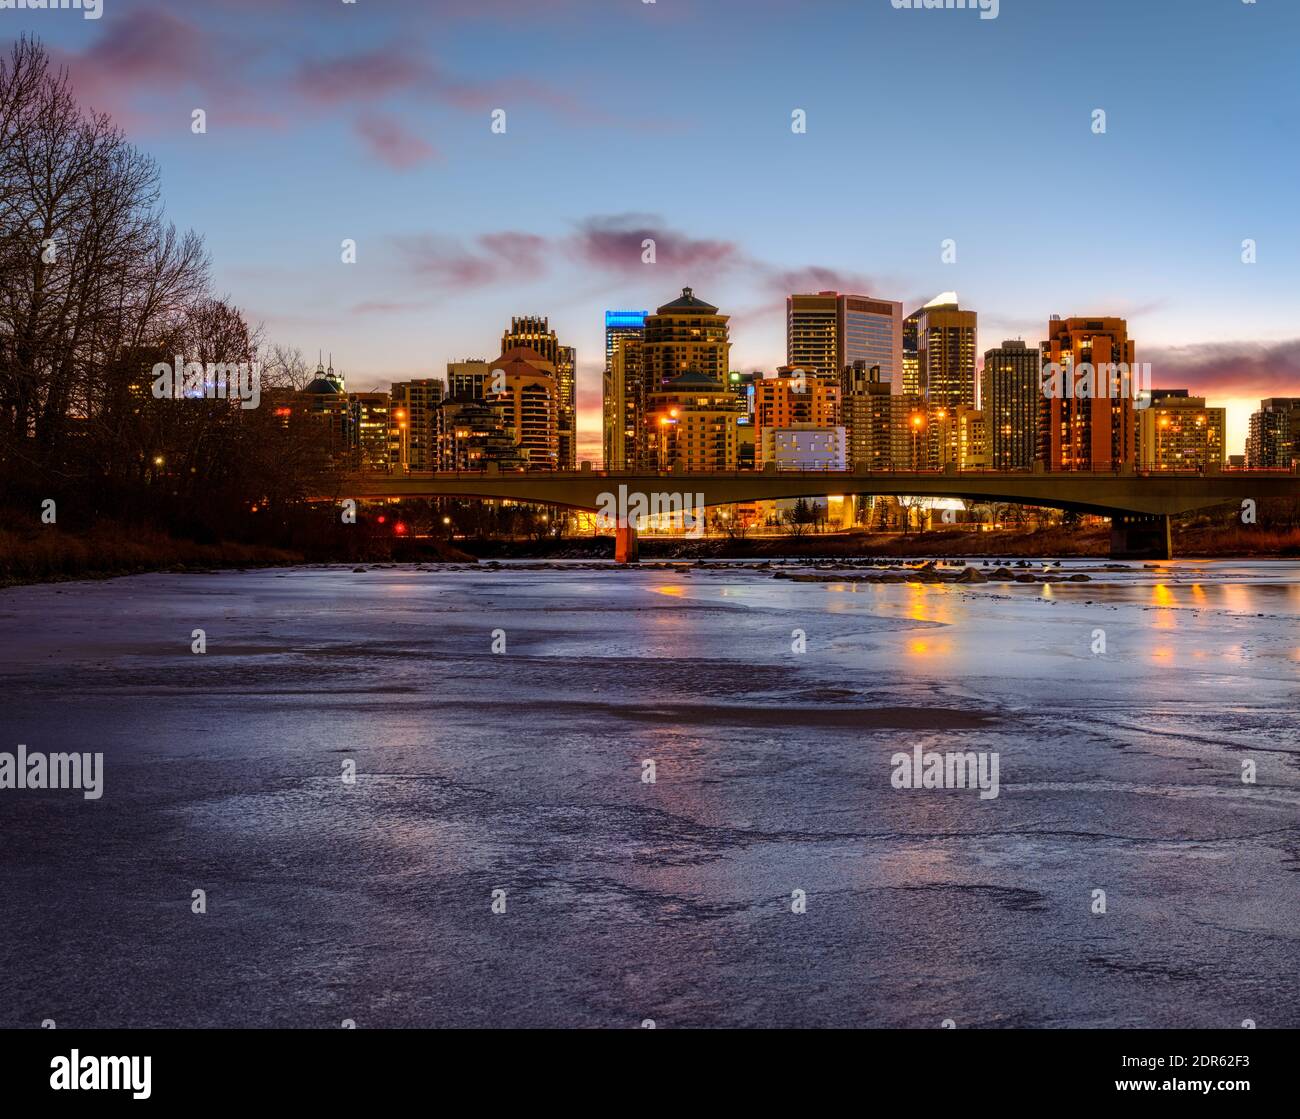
[3,524,1297,590]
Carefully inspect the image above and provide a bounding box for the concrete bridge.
[333,466,1300,562]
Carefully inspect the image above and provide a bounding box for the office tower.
[787,292,903,386]
[486,347,560,469]
[902,312,922,396]
[603,311,647,470]
[640,288,731,390]
[347,391,392,472]
[642,370,745,471]
[501,317,576,468]
[605,310,648,372]
[982,340,1041,470]
[1246,398,1300,468]
[911,294,977,409]
[1039,316,1137,471]
[447,359,493,401]
[1135,391,1226,471]
[389,378,444,471]
[841,362,893,471]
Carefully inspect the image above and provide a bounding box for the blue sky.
[11,0,1300,455]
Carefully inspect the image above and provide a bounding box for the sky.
[10,0,1300,458]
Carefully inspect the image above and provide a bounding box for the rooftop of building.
[655,287,719,315]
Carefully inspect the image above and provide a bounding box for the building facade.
[1136,390,1226,471]
[389,378,444,471]
[1246,398,1300,468]
[981,340,1041,471]
[501,317,575,469]
[787,292,903,386]
[485,347,560,469]
[640,288,731,390]
[1038,316,1137,472]
[642,370,744,471]
[602,311,647,470]
[913,296,977,409]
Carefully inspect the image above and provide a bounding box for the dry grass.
[0,524,302,586]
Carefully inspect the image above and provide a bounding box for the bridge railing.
[344,461,1298,479]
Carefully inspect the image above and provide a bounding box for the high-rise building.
[841,362,891,471]
[642,370,745,471]
[1039,316,1137,471]
[981,340,1041,471]
[911,295,977,409]
[787,292,903,386]
[902,313,922,396]
[1136,391,1226,471]
[348,391,392,472]
[501,317,575,468]
[1246,398,1300,468]
[641,288,731,390]
[447,359,493,401]
[486,347,560,469]
[603,311,647,470]
[390,378,444,471]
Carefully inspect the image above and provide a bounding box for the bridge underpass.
[329,468,1300,562]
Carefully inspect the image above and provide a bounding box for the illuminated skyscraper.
[347,391,392,472]
[787,292,903,385]
[602,311,647,470]
[641,288,731,390]
[841,362,893,471]
[389,378,443,471]
[1038,316,1137,472]
[981,340,1041,470]
[486,347,560,469]
[501,317,575,468]
[910,295,977,409]
[902,313,922,396]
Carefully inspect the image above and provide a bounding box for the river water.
[0,560,1296,1028]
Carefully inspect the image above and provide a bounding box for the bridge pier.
[1110,513,1172,560]
[615,524,639,564]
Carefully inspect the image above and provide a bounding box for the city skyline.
[19,0,1300,460]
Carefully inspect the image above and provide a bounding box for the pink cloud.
[1145,341,1300,399]
[571,214,741,275]
[397,232,550,288]
[354,112,438,170]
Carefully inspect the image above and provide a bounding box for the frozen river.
[1,560,1297,1027]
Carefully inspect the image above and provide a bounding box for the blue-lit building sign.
[605,311,648,328]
